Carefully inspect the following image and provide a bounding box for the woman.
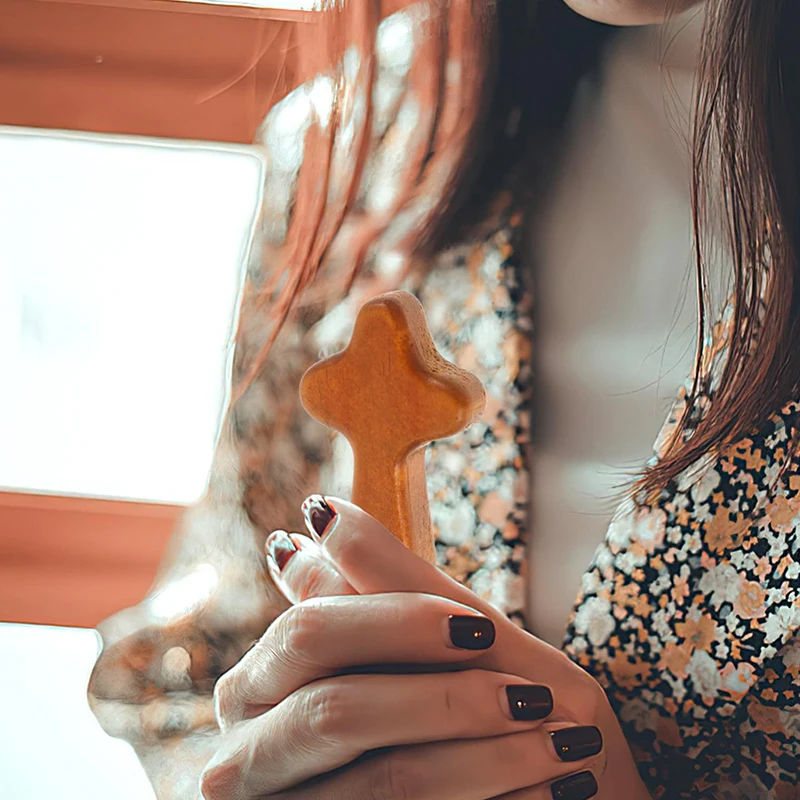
[88,0,800,798]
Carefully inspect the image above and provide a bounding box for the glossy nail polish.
[447,615,496,650]
[551,727,603,763]
[550,771,598,800]
[301,495,337,539]
[267,531,297,571]
[505,685,553,721]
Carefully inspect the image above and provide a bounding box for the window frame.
[0,0,311,626]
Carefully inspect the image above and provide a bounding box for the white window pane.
[0,623,156,800]
[0,127,264,505]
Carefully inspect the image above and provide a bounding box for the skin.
[201,499,651,800]
[562,0,703,25]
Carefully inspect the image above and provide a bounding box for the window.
[172,0,314,6]
[0,126,265,505]
[0,623,157,800]
[0,127,268,628]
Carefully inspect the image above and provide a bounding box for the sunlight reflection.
[148,564,219,621]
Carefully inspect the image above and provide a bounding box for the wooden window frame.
[0,0,310,627]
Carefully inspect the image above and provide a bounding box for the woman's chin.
[561,0,701,26]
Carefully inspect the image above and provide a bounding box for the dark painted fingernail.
[551,727,603,763]
[448,615,495,650]
[302,495,337,539]
[267,531,297,571]
[551,771,598,800]
[506,685,553,721]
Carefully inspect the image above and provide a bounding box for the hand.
[204,498,651,799]
[87,500,290,798]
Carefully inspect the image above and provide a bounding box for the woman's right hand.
[87,500,291,799]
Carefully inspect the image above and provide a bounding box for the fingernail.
[551,771,598,800]
[266,530,297,571]
[505,685,553,721]
[551,727,603,763]
[447,615,495,650]
[301,495,337,539]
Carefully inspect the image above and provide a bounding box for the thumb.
[265,496,489,617]
[312,496,501,621]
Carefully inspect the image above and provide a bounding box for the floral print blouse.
[564,373,800,795]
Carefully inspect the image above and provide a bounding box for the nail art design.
[266,531,297,571]
[447,615,496,650]
[301,495,337,539]
[505,685,553,721]
[550,772,598,800]
[551,726,603,763]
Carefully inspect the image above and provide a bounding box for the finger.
[214,592,495,730]
[235,726,604,800]
[201,670,555,798]
[310,496,499,615]
[491,771,599,800]
[308,497,584,687]
[265,530,356,603]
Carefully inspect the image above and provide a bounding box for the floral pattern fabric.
[88,3,800,795]
[563,374,800,799]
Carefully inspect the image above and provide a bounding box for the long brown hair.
[242,0,800,497]
[642,0,800,495]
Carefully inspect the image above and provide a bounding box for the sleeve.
[564,392,800,798]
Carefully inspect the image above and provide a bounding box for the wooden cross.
[300,291,486,562]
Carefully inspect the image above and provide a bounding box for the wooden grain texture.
[0,0,312,144]
[0,491,179,627]
[300,291,486,561]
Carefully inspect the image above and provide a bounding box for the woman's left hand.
[202,498,650,800]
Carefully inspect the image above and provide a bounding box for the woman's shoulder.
[565,381,800,795]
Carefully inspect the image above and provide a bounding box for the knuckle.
[199,757,243,800]
[275,601,327,665]
[495,729,539,772]
[294,563,336,603]
[304,682,352,743]
[404,591,441,617]
[568,667,605,721]
[455,668,489,697]
[326,521,361,570]
[542,646,605,723]
[441,670,487,734]
[212,671,238,725]
[372,751,417,800]
[213,631,277,723]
